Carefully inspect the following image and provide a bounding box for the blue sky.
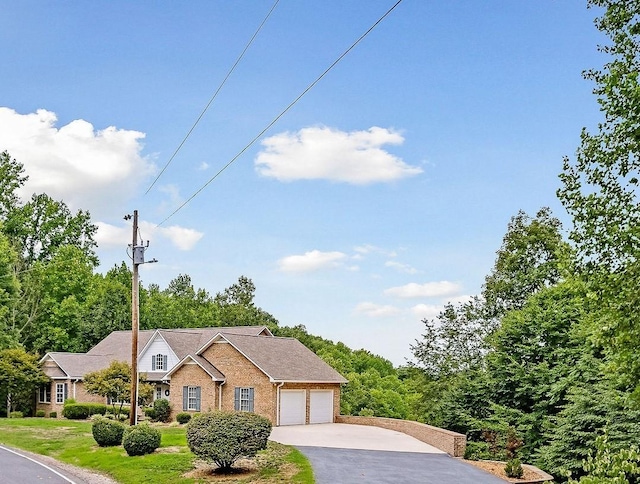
[1,1,605,365]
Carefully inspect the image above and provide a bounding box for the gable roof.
[41,325,345,384]
[86,326,272,362]
[41,352,117,379]
[206,333,348,383]
[164,354,225,381]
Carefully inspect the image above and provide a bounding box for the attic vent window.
[152,354,168,371]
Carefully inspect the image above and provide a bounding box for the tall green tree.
[0,348,48,416]
[3,193,97,267]
[20,246,94,353]
[558,0,640,391]
[0,231,20,349]
[0,151,27,219]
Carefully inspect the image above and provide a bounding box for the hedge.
[62,403,107,420]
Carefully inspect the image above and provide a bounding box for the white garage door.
[280,390,306,426]
[309,390,334,424]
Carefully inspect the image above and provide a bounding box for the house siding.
[169,362,218,415]
[202,342,277,423]
[139,335,178,373]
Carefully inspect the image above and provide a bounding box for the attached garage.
[280,390,306,425]
[309,390,334,424]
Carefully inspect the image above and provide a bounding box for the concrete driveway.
[270,423,443,453]
[270,424,506,484]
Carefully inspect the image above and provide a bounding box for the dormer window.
[152,354,167,371]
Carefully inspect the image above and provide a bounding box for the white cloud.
[353,244,397,258]
[95,222,130,248]
[411,303,442,320]
[157,225,204,251]
[384,281,462,299]
[199,162,209,170]
[385,260,418,274]
[355,302,401,318]
[96,220,203,251]
[0,107,155,217]
[255,126,422,184]
[278,250,347,273]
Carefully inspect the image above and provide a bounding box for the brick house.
[38,326,347,425]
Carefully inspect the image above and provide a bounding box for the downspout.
[73,379,80,399]
[275,382,285,427]
[218,381,225,411]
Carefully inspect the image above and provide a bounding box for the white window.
[55,383,67,404]
[152,354,167,371]
[234,387,254,412]
[182,386,201,411]
[39,383,51,403]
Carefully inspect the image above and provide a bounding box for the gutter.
[275,382,285,426]
[218,381,225,411]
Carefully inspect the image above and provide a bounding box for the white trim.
[194,326,273,354]
[162,354,224,381]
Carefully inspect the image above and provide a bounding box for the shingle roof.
[45,352,117,379]
[215,333,348,383]
[42,325,345,384]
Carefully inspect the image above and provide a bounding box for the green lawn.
[0,418,313,484]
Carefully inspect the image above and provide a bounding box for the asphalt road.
[297,447,507,484]
[0,445,82,484]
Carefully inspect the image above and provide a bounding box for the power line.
[144,0,281,195]
[158,0,404,226]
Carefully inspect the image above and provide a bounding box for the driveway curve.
[270,424,506,484]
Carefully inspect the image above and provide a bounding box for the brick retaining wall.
[335,415,466,457]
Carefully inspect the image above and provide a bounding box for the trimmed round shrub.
[9,411,23,418]
[92,416,126,447]
[123,423,161,456]
[176,412,192,424]
[49,411,57,418]
[151,399,171,423]
[186,411,272,471]
[36,410,46,418]
[144,407,156,420]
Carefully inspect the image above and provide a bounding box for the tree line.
[407,1,640,480]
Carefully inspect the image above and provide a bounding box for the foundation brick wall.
[36,380,104,417]
[336,415,466,457]
[169,363,218,416]
[202,342,277,423]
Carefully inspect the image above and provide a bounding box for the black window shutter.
[64,383,68,400]
[183,386,188,411]
[234,387,240,411]
[195,387,201,411]
[152,355,156,371]
[248,388,254,412]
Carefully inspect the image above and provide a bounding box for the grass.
[0,418,314,484]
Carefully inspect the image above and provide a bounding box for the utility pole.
[125,210,157,426]
[130,210,139,426]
